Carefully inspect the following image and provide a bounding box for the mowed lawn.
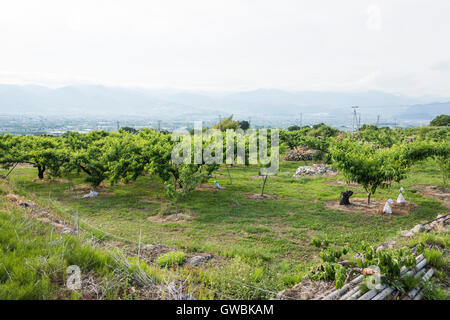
[3,160,447,294]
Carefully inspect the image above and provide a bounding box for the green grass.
[0,203,114,299]
[424,249,446,268]
[422,280,449,300]
[2,158,447,298]
[0,186,176,299]
[157,251,186,267]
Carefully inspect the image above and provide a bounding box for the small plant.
[424,249,445,269]
[401,274,422,291]
[308,262,347,289]
[311,237,322,248]
[320,248,344,263]
[422,280,448,300]
[415,242,425,255]
[156,251,186,267]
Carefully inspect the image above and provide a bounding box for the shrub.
[157,251,186,267]
[430,114,450,127]
[424,249,445,269]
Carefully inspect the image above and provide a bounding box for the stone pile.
[401,213,449,237]
[283,147,316,161]
[293,164,336,177]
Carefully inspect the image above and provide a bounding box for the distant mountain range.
[0,84,448,122]
[399,101,450,120]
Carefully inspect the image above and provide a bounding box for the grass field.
[2,159,448,298]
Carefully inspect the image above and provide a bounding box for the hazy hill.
[399,101,450,119]
[0,84,447,121]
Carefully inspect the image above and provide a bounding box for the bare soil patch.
[324,197,418,215]
[246,193,281,200]
[5,193,25,204]
[411,185,450,209]
[32,178,69,184]
[147,210,194,223]
[14,163,34,169]
[210,174,226,178]
[139,197,163,203]
[277,278,335,300]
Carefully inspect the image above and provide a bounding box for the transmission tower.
[351,106,359,133]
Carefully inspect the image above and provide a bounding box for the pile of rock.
[401,213,449,237]
[283,146,316,161]
[293,164,336,177]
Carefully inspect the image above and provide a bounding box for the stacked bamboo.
[320,254,433,300]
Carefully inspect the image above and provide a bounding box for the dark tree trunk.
[339,190,353,205]
[79,165,92,176]
[367,193,371,205]
[261,175,268,196]
[37,165,45,179]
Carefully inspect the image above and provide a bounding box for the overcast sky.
[0,0,449,96]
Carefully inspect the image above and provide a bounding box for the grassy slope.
[2,159,447,298]
[0,194,115,299]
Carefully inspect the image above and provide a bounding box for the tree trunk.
[79,165,92,176]
[367,193,371,205]
[261,175,268,196]
[37,165,45,179]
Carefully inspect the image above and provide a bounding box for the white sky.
[0,0,449,96]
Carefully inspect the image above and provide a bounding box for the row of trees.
[0,130,217,193]
[1,123,448,205]
[329,138,450,203]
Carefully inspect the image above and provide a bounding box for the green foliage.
[418,232,450,247]
[356,244,416,280]
[287,125,301,131]
[309,262,347,289]
[311,237,322,248]
[330,138,408,203]
[156,251,186,267]
[0,208,116,299]
[319,247,348,263]
[239,120,250,130]
[211,115,241,131]
[430,114,450,127]
[0,135,67,179]
[424,249,445,268]
[401,274,422,291]
[422,280,448,300]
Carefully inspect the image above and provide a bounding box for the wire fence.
[3,171,297,301]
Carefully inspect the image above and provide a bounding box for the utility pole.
[376,115,380,127]
[157,120,161,132]
[116,121,120,131]
[248,117,251,129]
[300,113,303,127]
